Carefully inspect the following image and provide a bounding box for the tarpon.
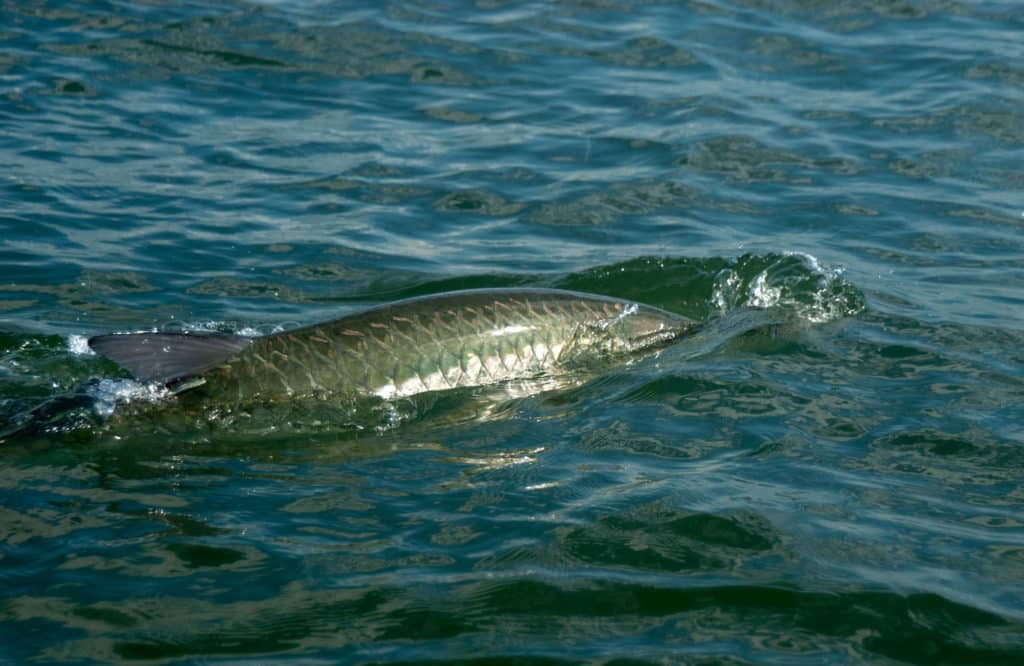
[88,288,695,406]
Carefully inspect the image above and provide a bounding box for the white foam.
[86,378,169,417]
[173,321,264,337]
[788,250,824,274]
[67,335,93,356]
[711,269,740,311]
[749,271,783,308]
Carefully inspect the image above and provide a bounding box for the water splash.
[711,252,864,324]
[87,378,169,418]
[66,334,93,356]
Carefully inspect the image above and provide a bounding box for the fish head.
[590,302,692,354]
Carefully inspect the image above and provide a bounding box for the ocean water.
[2,0,1023,663]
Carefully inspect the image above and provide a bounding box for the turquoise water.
[2,0,1023,663]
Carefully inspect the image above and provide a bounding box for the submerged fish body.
[89,288,694,406]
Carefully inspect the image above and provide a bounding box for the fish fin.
[88,332,252,386]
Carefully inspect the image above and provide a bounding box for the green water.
[2,1,1023,663]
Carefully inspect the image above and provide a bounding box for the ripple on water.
[2,0,1024,662]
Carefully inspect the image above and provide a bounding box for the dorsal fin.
[88,332,252,386]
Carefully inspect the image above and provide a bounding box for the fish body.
[89,288,694,405]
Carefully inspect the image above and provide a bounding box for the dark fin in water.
[88,332,252,386]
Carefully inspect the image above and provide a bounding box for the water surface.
[1,1,1023,663]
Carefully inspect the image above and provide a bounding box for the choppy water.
[2,1,1023,663]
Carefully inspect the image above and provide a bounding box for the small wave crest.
[711,252,864,323]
